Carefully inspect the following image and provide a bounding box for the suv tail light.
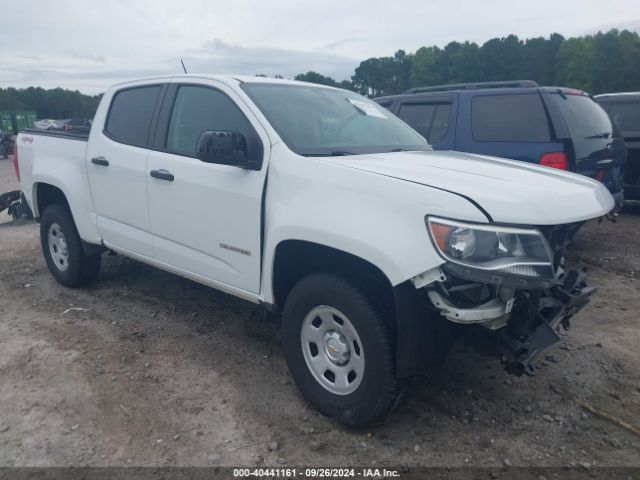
[539,152,568,171]
[13,142,20,181]
[595,170,605,183]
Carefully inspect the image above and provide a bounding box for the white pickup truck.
[16,75,614,426]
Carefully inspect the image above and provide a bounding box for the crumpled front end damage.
[410,222,596,376]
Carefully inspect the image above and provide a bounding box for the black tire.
[282,273,400,427]
[40,204,101,287]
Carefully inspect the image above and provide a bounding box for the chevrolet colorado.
[16,75,614,426]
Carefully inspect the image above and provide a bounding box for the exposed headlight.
[426,217,554,279]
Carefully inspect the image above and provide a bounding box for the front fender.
[259,145,489,304]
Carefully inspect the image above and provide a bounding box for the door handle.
[150,169,174,182]
[91,156,109,166]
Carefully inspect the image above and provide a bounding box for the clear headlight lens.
[427,217,554,278]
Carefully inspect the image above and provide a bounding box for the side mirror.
[196,130,261,170]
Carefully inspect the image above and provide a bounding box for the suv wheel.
[40,205,101,287]
[282,273,400,427]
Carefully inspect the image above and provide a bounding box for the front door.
[146,80,268,296]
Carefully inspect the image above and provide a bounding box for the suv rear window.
[547,93,613,160]
[397,103,451,143]
[549,93,612,139]
[608,101,640,132]
[472,94,551,142]
[105,85,162,146]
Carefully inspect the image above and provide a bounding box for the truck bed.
[17,128,91,229]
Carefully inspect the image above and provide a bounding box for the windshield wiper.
[585,132,610,139]
[330,151,355,156]
[301,151,355,157]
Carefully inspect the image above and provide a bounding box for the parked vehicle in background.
[595,92,640,202]
[0,130,14,159]
[375,81,626,209]
[16,75,614,427]
[34,119,68,131]
[63,118,92,134]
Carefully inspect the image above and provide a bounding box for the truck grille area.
[538,221,585,269]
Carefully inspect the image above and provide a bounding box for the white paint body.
[17,75,615,306]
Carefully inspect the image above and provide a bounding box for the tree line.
[1,29,638,119]
[297,29,640,97]
[0,86,101,120]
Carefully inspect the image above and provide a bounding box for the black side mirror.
[196,130,261,170]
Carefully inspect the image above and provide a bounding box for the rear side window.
[608,101,640,132]
[166,85,256,156]
[472,94,551,142]
[397,103,451,143]
[105,86,162,146]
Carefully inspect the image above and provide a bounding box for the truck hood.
[320,150,614,225]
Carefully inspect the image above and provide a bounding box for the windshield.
[242,83,430,156]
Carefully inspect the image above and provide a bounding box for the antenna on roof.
[180,59,188,74]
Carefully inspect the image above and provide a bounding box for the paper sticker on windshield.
[347,98,388,119]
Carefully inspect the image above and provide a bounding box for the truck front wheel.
[40,205,101,287]
[282,273,400,427]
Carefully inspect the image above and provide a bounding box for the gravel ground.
[1,157,639,468]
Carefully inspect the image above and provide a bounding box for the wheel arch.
[271,239,454,378]
[33,182,69,218]
[33,182,104,255]
[271,239,396,325]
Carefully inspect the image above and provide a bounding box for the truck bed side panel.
[18,132,101,245]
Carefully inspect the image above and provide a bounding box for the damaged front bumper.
[415,263,596,376]
[496,267,596,375]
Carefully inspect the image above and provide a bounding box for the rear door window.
[105,85,162,146]
[608,101,640,133]
[471,94,551,142]
[397,102,451,143]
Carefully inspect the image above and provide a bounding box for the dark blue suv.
[375,81,626,208]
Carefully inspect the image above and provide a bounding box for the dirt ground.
[1,156,639,468]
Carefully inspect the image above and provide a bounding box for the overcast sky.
[1,0,638,94]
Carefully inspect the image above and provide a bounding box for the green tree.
[410,46,444,88]
[481,35,524,81]
[555,37,595,91]
[590,29,640,94]
[446,41,483,83]
[520,33,564,85]
[295,71,338,86]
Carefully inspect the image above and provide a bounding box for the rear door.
[395,95,456,149]
[86,82,165,257]
[145,79,269,297]
[457,91,564,165]
[545,91,625,197]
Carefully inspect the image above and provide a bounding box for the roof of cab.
[109,74,340,90]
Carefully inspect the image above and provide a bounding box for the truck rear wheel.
[282,273,400,427]
[40,205,101,287]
